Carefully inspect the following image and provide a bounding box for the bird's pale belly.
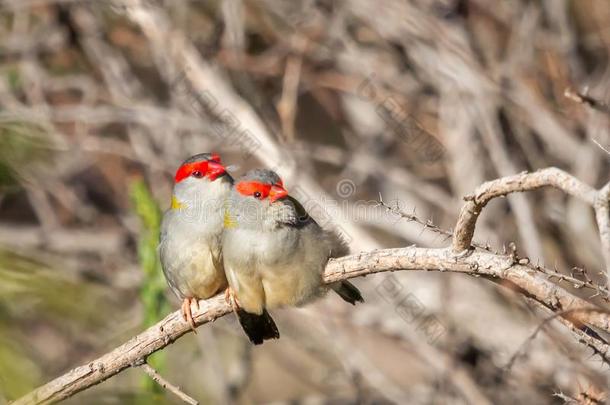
[260,263,323,309]
[179,256,226,298]
[224,227,325,313]
[163,242,227,300]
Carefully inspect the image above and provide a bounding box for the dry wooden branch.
[13,245,610,405]
[12,292,229,405]
[139,363,198,405]
[451,168,605,257]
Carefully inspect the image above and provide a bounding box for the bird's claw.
[224,287,240,313]
[181,298,198,333]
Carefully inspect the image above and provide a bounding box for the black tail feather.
[236,309,280,345]
[332,280,364,305]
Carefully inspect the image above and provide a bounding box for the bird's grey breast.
[224,225,299,268]
[159,210,222,284]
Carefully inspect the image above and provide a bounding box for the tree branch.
[452,167,601,253]
[13,245,610,405]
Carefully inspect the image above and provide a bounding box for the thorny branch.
[379,195,610,302]
[14,165,610,405]
[13,244,610,403]
[451,168,610,276]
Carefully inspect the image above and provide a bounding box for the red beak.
[269,184,289,202]
[206,161,226,181]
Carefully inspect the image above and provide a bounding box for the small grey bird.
[158,154,279,342]
[158,153,230,330]
[222,169,363,340]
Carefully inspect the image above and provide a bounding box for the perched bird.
[222,169,363,342]
[158,153,231,330]
[159,153,279,339]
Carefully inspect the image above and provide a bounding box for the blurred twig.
[564,88,610,115]
[139,362,198,405]
[503,307,610,374]
[595,183,610,276]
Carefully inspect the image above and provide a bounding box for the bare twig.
[592,139,610,156]
[564,87,610,157]
[475,102,544,260]
[595,183,610,274]
[139,363,198,405]
[376,195,455,242]
[553,391,580,404]
[13,244,610,405]
[452,168,600,253]
[380,196,610,300]
[564,88,610,115]
[503,308,610,374]
[277,36,306,141]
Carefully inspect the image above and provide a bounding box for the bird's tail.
[236,309,280,345]
[331,280,364,305]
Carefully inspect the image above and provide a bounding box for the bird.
[222,169,363,342]
[159,153,279,340]
[158,153,231,331]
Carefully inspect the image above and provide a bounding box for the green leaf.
[129,179,171,396]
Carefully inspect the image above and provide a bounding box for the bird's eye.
[192,170,203,178]
[253,191,262,199]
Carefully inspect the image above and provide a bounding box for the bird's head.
[225,169,295,230]
[174,153,227,184]
[171,153,232,216]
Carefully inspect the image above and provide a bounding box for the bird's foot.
[224,287,240,313]
[181,297,199,333]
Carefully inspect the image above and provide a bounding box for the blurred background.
[0,0,609,404]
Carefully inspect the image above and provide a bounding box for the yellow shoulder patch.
[223,208,237,229]
[171,195,184,210]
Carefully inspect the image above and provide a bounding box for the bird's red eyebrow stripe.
[174,161,208,183]
[235,181,271,197]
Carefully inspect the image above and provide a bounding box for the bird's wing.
[279,196,315,228]
[281,196,349,257]
[159,209,170,243]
